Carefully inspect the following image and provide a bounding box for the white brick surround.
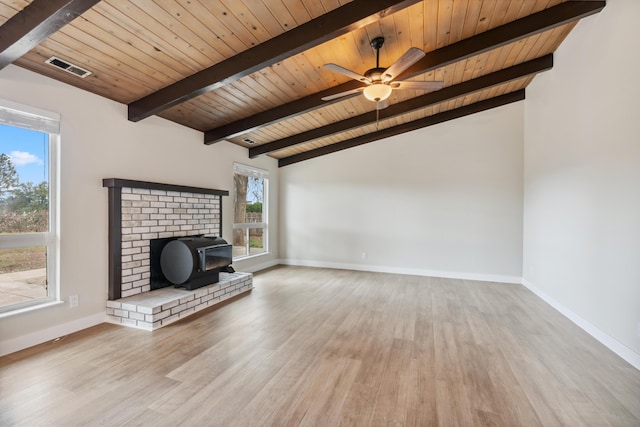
[103,179,252,330]
[106,272,253,330]
[120,187,221,298]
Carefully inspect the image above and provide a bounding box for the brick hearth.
[106,272,252,330]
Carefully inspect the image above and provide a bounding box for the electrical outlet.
[361,252,367,260]
[69,294,78,308]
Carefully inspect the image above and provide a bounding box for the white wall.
[523,0,640,362]
[280,102,524,282]
[0,65,278,355]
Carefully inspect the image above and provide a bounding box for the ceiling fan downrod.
[371,36,385,69]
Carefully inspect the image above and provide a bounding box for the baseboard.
[279,258,521,284]
[522,278,640,371]
[0,311,106,357]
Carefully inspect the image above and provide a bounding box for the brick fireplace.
[102,178,253,330]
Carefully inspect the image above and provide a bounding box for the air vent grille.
[45,56,92,78]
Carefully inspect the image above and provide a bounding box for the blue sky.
[247,176,264,203]
[0,124,49,184]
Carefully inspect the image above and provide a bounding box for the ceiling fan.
[322,36,444,110]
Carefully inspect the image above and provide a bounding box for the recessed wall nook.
[102,178,253,330]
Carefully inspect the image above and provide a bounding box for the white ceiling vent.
[45,56,92,78]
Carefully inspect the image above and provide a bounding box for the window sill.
[233,251,270,263]
[0,299,64,319]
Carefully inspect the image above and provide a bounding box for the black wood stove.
[150,235,232,291]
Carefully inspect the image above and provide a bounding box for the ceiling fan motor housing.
[364,67,386,83]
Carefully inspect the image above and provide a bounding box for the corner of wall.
[521,279,640,371]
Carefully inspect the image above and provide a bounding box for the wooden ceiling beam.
[204,0,605,145]
[278,90,526,167]
[127,0,421,122]
[0,0,101,70]
[394,0,605,81]
[250,54,552,158]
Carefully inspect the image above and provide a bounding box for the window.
[0,99,59,314]
[233,163,268,259]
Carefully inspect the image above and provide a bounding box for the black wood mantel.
[102,178,228,300]
[102,178,229,196]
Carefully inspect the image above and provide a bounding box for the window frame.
[232,163,269,260]
[0,99,60,316]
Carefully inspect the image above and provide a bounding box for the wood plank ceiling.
[0,0,605,166]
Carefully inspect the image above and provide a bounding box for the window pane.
[247,176,264,212]
[232,227,266,258]
[233,228,248,258]
[248,227,265,255]
[0,124,49,233]
[0,246,47,308]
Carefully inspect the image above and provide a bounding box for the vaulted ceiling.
[0,0,605,166]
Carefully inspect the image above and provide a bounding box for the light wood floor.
[1,266,639,426]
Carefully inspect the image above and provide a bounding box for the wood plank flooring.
[1,266,639,426]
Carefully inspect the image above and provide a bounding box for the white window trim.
[0,99,60,133]
[233,163,269,260]
[0,99,60,315]
[233,162,269,179]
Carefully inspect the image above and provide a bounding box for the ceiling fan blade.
[376,99,389,110]
[390,80,445,91]
[381,47,426,82]
[321,87,364,101]
[324,63,371,84]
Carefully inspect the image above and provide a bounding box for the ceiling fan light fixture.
[363,83,392,102]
